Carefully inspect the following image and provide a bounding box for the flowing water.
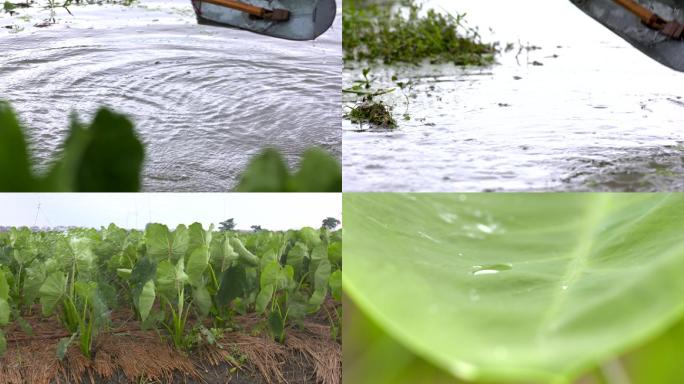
[343,0,684,192]
[1,0,341,191]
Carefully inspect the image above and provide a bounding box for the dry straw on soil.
[0,311,340,384]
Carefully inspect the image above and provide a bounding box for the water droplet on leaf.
[472,264,512,276]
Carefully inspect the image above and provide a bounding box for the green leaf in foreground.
[0,102,340,192]
[343,193,684,383]
[0,101,35,191]
[235,148,341,192]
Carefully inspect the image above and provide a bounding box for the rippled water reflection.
[1,0,341,191]
[343,0,684,192]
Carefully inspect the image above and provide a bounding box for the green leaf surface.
[0,298,9,326]
[343,193,684,383]
[138,280,156,322]
[56,333,77,361]
[192,285,212,317]
[216,265,247,308]
[290,148,342,192]
[186,246,209,288]
[234,149,290,192]
[256,284,275,314]
[39,272,67,316]
[329,270,342,302]
[268,311,285,342]
[230,238,259,267]
[0,102,35,191]
[67,108,144,192]
[0,270,9,300]
[0,330,5,357]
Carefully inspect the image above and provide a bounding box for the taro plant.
[0,223,342,359]
[38,238,109,359]
[344,193,684,383]
[0,269,10,356]
[125,223,216,350]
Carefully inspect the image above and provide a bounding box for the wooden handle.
[613,0,665,28]
[201,0,265,17]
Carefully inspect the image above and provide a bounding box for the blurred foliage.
[342,0,497,65]
[344,296,462,384]
[0,102,341,192]
[235,148,342,192]
[346,296,684,384]
[0,101,144,192]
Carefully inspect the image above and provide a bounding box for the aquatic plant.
[346,101,397,129]
[344,193,684,383]
[343,0,497,65]
[0,102,341,192]
[343,68,402,129]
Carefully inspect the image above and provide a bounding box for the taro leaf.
[16,316,33,336]
[267,311,285,342]
[70,238,95,278]
[329,270,342,302]
[155,260,176,299]
[0,298,9,326]
[308,259,332,310]
[230,238,259,267]
[0,101,35,191]
[216,265,247,308]
[234,147,341,192]
[260,261,292,291]
[287,291,309,326]
[343,193,684,383]
[259,249,278,269]
[145,224,172,261]
[171,225,189,262]
[138,280,156,322]
[299,227,321,248]
[56,333,77,361]
[39,272,67,316]
[234,148,290,192]
[188,222,211,251]
[0,270,9,300]
[285,242,308,274]
[289,148,342,192]
[624,315,684,383]
[192,286,212,317]
[130,256,157,319]
[255,285,275,314]
[328,241,342,266]
[0,330,5,357]
[186,246,209,288]
[64,108,144,192]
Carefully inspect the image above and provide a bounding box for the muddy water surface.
[343,0,684,192]
[1,0,341,191]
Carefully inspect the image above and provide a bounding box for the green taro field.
[0,223,342,382]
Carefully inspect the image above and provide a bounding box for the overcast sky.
[0,194,341,230]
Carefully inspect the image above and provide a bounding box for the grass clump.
[343,68,399,129]
[347,101,397,128]
[343,0,497,65]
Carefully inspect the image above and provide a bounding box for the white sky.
[0,194,341,230]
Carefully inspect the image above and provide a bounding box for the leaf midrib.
[536,194,612,338]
